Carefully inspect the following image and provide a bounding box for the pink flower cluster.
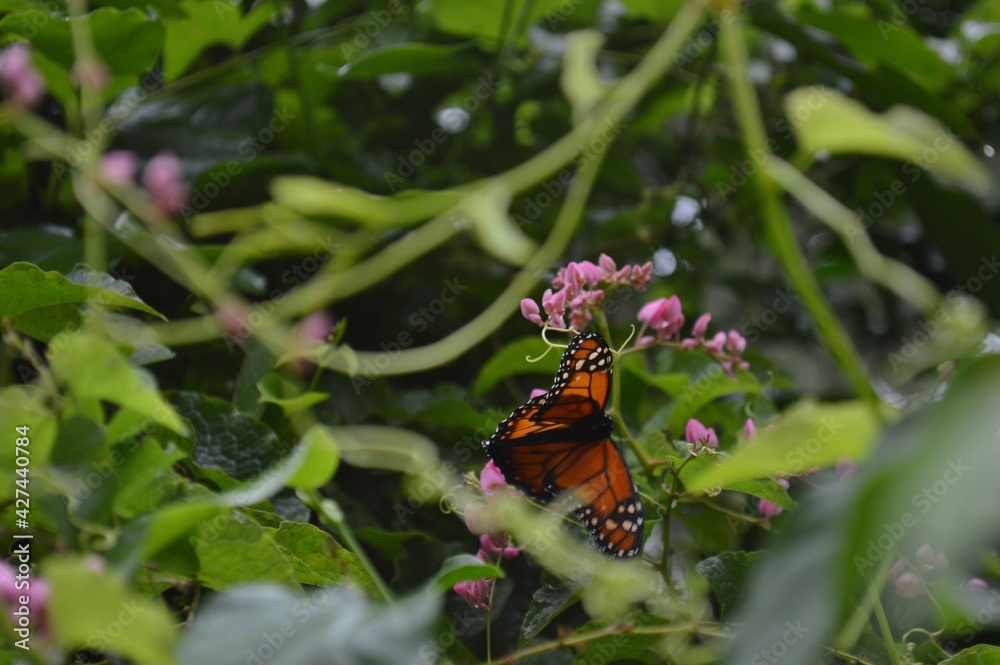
[520,255,750,376]
[97,150,189,217]
[888,544,950,598]
[454,461,520,609]
[520,255,652,331]
[0,43,45,111]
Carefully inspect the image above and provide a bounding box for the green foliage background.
[1,0,1000,664]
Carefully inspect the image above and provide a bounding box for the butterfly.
[484,331,644,558]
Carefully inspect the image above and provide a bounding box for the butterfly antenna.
[615,324,637,354]
[525,325,572,362]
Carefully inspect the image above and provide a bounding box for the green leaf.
[329,425,438,475]
[940,645,1000,664]
[339,43,478,78]
[799,5,953,92]
[162,0,275,79]
[0,387,57,488]
[141,500,225,558]
[169,391,282,482]
[177,585,442,665]
[284,425,339,489]
[668,367,761,433]
[696,551,767,622]
[256,373,329,416]
[784,86,991,197]
[191,510,299,588]
[47,332,188,435]
[43,556,177,665]
[684,400,881,492]
[266,521,370,589]
[430,554,503,591]
[723,356,1000,665]
[421,0,564,46]
[520,577,584,645]
[0,7,164,73]
[472,336,558,395]
[0,225,83,273]
[678,454,796,509]
[0,262,164,342]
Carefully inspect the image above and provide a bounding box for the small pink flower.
[71,58,109,89]
[964,578,989,591]
[915,544,948,573]
[98,150,139,187]
[704,332,726,356]
[563,263,582,297]
[758,478,790,519]
[529,388,547,399]
[577,260,600,286]
[638,296,684,335]
[726,330,747,354]
[679,338,699,350]
[520,298,543,326]
[894,571,925,598]
[453,578,491,609]
[479,535,519,560]
[835,457,856,480]
[630,262,653,290]
[479,461,507,497]
[142,151,188,217]
[298,311,333,345]
[215,302,249,338]
[685,418,718,447]
[887,558,906,582]
[541,288,567,321]
[692,313,711,338]
[598,254,618,281]
[744,418,757,440]
[0,43,45,111]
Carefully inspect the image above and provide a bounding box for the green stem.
[764,158,941,316]
[719,13,880,407]
[298,489,393,601]
[870,584,902,665]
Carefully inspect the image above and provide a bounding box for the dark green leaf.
[340,43,478,78]
[696,551,768,622]
[472,336,559,395]
[520,576,583,645]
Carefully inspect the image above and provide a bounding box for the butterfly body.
[484,331,644,558]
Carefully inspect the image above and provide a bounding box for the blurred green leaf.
[430,554,503,591]
[941,645,1000,664]
[668,368,761,433]
[177,585,442,665]
[420,0,563,45]
[339,43,477,78]
[679,454,796,509]
[267,521,370,589]
[257,373,329,416]
[785,87,991,196]
[520,576,584,644]
[47,332,188,435]
[0,262,164,342]
[330,425,438,475]
[192,510,299,588]
[696,551,767,622]
[161,0,274,79]
[685,400,881,491]
[285,425,339,489]
[44,556,177,665]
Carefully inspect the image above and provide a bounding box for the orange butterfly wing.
[484,332,644,558]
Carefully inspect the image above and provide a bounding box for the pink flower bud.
[453,578,491,609]
[894,571,925,598]
[705,332,726,356]
[598,254,617,280]
[0,43,45,111]
[630,261,653,290]
[744,418,757,440]
[684,418,718,447]
[577,260,600,286]
[479,535,519,560]
[541,288,567,319]
[98,150,139,187]
[520,298,543,326]
[479,461,507,497]
[726,330,747,354]
[758,499,782,519]
[964,578,989,591]
[142,151,188,217]
[692,313,711,338]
